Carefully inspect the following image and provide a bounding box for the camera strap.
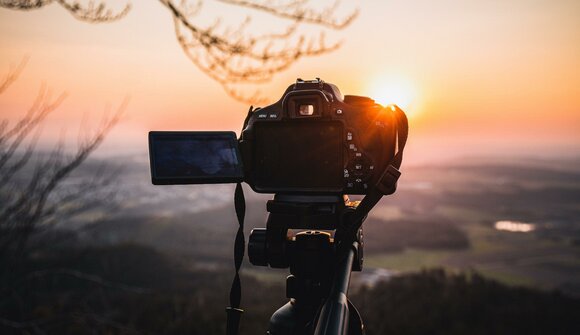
[371,104,408,195]
[226,106,254,335]
[226,182,246,335]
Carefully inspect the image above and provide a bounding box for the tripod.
[248,194,365,335]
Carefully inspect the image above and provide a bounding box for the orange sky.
[1,0,579,164]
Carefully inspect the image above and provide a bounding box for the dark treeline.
[1,244,579,334]
[354,269,580,335]
[363,217,470,253]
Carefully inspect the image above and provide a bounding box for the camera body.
[148,78,402,196]
[239,78,397,195]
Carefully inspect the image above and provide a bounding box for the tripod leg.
[347,299,364,335]
[269,300,320,335]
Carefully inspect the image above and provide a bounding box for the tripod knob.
[248,228,268,266]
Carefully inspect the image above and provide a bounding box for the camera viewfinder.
[298,104,315,116]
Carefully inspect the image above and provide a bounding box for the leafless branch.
[0,56,28,95]
[0,61,128,260]
[0,85,67,168]
[0,0,131,23]
[162,0,355,103]
[56,0,131,22]
[217,0,358,29]
[1,0,357,103]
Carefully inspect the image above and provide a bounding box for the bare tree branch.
[217,0,358,29]
[0,0,131,22]
[55,0,131,22]
[1,0,357,103]
[0,60,128,261]
[162,0,355,103]
[0,56,28,95]
[0,85,67,168]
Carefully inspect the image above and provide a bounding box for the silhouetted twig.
[163,0,356,103]
[0,60,127,261]
[0,0,131,22]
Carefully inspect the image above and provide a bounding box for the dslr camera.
[149,78,402,194]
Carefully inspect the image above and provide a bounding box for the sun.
[368,77,419,117]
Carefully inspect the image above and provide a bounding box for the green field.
[365,215,580,292]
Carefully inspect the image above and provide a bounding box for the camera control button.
[348,158,372,181]
[336,109,343,115]
[268,113,278,119]
[257,113,268,119]
[346,132,353,141]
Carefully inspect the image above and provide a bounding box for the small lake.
[495,220,536,233]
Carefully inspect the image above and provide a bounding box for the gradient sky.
[1,0,579,164]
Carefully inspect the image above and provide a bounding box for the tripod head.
[248,194,365,335]
[249,194,363,270]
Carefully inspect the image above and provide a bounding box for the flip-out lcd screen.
[149,131,243,185]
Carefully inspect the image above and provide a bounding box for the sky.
[0,0,579,165]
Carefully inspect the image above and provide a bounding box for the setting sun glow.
[368,78,419,118]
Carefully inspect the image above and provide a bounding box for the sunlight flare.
[368,77,419,117]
